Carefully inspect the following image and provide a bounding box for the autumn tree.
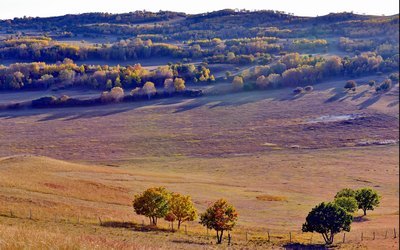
[143,81,157,99]
[232,76,244,91]
[166,193,197,230]
[174,78,186,92]
[355,188,380,216]
[200,199,238,244]
[100,87,124,102]
[256,75,269,89]
[133,187,171,226]
[164,78,174,95]
[302,202,352,245]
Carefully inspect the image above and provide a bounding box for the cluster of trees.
[288,39,328,52]
[232,52,399,91]
[0,59,214,90]
[132,187,238,244]
[303,187,380,245]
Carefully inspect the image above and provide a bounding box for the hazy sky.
[1,0,399,19]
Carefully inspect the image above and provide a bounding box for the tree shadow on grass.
[353,216,370,223]
[100,221,172,232]
[283,243,328,250]
[171,239,209,245]
[357,94,381,110]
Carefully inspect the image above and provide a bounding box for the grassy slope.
[0,76,398,249]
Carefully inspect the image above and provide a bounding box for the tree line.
[132,187,380,245]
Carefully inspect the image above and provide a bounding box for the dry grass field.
[0,75,398,249]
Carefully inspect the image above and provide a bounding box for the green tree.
[355,188,380,216]
[335,188,356,199]
[302,202,352,245]
[166,193,197,229]
[133,187,171,226]
[199,199,238,244]
[334,197,358,213]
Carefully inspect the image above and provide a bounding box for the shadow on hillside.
[171,239,208,245]
[358,94,381,109]
[100,221,172,232]
[325,88,349,103]
[283,243,328,250]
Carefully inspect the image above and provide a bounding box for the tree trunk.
[216,230,224,244]
[363,209,367,216]
[177,220,181,230]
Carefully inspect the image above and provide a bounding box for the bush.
[32,96,58,107]
[232,76,244,91]
[100,87,124,103]
[389,72,399,82]
[344,80,357,91]
[293,87,304,94]
[304,85,314,92]
[368,80,376,87]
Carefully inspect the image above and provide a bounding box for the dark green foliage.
[334,197,358,213]
[302,202,352,245]
[335,188,356,199]
[355,188,381,216]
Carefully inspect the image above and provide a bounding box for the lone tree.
[200,199,238,244]
[133,187,171,226]
[166,193,197,230]
[143,81,157,99]
[335,188,356,199]
[355,188,380,216]
[302,202,352,245]
[334,197,358,213]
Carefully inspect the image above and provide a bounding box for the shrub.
[389,72,399,82]
[344,80,357,91]
[376,79,393,92]
[100,87,124,103]
[293,87,304,94]
[304,85,314,92]
[368,80,376,87]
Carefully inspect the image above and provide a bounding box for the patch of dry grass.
[256,195,288,202]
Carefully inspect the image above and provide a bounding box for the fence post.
[267,230,270,242]
[394,228,397,238]
[10,209,13,218]
[373,232,375,240]
[185,225,187,235]
[361,232,363,241]
[289,232,292,243]
[385,230,388,239]
[310,234,313,244]
[98,217,102,226]
[29,209,32,220]
[343,233,346,243]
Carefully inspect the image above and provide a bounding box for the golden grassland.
[0,76,398,248]
[0,145,398,249]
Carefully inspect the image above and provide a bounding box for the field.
[0,74,398,249]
